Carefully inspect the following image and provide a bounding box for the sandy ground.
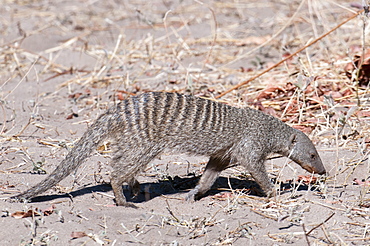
[1,1,369,245]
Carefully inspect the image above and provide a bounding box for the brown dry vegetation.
[0,0,370,245]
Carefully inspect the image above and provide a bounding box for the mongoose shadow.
[24,174,317,204]
[11,92,326,206]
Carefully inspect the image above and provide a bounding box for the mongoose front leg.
[186,157,230,201]
[129,178,140,199]
[247,162,275,197]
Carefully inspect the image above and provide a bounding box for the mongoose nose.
[318,169,327,175]
[313,166,327,175]
[303,165,326,175]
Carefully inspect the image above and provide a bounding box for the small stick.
[0,101,7,135]
[216,9,364,99]
[302,223,311,246]
[120,223,143,243]
[321,224,335,244]
[306,212,335,236]
[165,199,180,222]
[251,209,278,221]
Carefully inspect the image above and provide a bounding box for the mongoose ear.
[289,134,297,148]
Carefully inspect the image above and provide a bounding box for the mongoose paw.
[6,197,19,203]
[185,192,196,202]
[129,180,141,200]
[265,189,276,198]
[123,202,139,208]
[114,200,139,208]
[129,189,140,201]
[185,186,203,201]
[7,196,30,204]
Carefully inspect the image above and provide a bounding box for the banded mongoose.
[11,92,326,206]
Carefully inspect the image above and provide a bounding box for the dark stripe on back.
[144,92,156,139]
[197,97,211,131]
[159,93,175,127]
[123,97,133,129]
[164,93,185,134]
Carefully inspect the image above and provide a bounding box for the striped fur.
[11,92,326,206]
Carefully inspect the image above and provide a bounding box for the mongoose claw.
[185,186,200,202]
[7,196,28,204]
[114,200,139,208]
[266,189,276,198]
[6,197,19,203]
[185,193,195,202]
[125,203,139,208]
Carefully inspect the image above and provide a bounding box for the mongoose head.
[284,131,326,175]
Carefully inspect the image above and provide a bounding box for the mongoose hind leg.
[186,157,230,201]
[110,147,162,207]
[110,173,137,207]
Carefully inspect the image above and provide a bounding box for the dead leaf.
[117,90,136,96]
[66,113,76,120]
[297,175,317,184]
[212,192,233,199]
[345,48,370,86]
[41,204,56,216]
[68,92,83,99]
[256,86,285,100]
[116,92,125,101]
[326,91,342,99]
[104,204,117,207]
[11,205,56,219]
[11,209,41,219]
[253,102,278,117]
[353,178,370,186]
[282,52,294,64]
[71,231,88,239]
[356,110,370,117]
[325,200,342,204]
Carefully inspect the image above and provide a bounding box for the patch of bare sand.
[1,0,369,245]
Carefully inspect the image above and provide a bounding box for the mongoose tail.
[11,112,113,202]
